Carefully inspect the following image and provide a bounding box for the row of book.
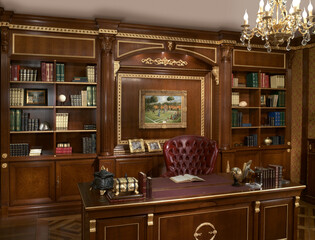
[56,63,65,82]
[268,135,285,145]
[56,113,69,130]
[232,92,240,106]
[270,75,285,88]
[10,109,40,131]
[11,63,96,82]
[244,134,258,147]
[69,86,96,106]
[261,91,285,107]
[56,143,72,154]
[11,65,38,82]
[246,73,259,87]
[10,88,24,106]
[255,164,283,188]
[10,143,29,157]
[82,134,96,154]
[267,111,285,126]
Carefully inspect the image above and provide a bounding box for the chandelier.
[240,0,314,52]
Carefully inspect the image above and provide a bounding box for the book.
[169,174,205,183]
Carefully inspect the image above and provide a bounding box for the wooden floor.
[0,201,314,240]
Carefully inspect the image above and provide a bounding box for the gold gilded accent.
[99,29,118,34]
[235,42,286,51]
[117,40,164,58]
[212,66,219,85]
[194,222,217,240]
[287,141,291,146]
[147,213,154,226]
[295,196,300,208]
[287,149,291,153]
[114,61,120,78]
[226,161,230,173]
[12,34,95,59]
[168,41,173,51]
[90,219,96,233]
[141,57,188,67]
[117,73,205,145]
[255,201,261,213]
[2,153,7,159]
[233,49,286,69]
[175,45,217,64]
[2,163,8,169]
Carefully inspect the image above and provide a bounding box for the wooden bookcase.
[221,49,291,179]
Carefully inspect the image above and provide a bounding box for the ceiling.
[0,0,312,33]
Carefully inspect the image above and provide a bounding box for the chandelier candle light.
[241,0,314,52]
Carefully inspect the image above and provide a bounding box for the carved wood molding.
[220,44,233,62]
[1,27,9,53]
[100,35,115,54]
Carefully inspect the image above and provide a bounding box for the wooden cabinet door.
[96,215,146,240]
[259,198,293,240]
[56,159,95,202]
[10,161,55,206]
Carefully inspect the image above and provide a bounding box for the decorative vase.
[264,137,272,146]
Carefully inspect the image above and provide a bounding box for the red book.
[264,74,270,88]
[11,65,20,81]
[41,62,46,81]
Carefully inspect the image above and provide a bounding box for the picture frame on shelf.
[139,89,187,129]
[128,139,145,153]
[24,89,47,106]
[145,140,162,152]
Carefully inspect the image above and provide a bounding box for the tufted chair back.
[163,135,218,177]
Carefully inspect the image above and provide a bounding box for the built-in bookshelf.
[9,60,98,156]
[231,70,287,149]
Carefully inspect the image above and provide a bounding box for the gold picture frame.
[145,140,162,152]
[139,89,187,129]
[128,139,145,153]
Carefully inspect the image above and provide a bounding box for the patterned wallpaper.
[309,48,315,138]
[291,50,303,183]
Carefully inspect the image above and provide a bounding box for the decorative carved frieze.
[141,57,188,67]
[100,35,115,54]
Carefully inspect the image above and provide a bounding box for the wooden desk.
[79,174,305,240]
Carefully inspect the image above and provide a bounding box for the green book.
[92,86,96,106]
[15,109,22,131]
[61,63,64,82]
[56,63,60,82]
[87,86,92,106]
[10,109,16,131]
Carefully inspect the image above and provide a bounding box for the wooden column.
[219,44,233,150]
[99,34,116,156]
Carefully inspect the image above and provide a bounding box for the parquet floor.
[0,202,314,240]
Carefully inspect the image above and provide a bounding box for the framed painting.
[24,89,47,106]
[128,139,145,153]
[139,90,187,129]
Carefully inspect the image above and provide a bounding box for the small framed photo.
[25,89,47,106]
[145,140,162,152]
[128,139,145,153]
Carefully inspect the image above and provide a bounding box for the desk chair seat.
[163,135,218,177]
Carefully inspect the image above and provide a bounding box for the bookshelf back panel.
[10,133,54,152]
[56,109,96,130]
[233,151,260,169]
[64,63,95,82]
[56,132,95,153]
[260,128,286,145]
[232,128,259,147]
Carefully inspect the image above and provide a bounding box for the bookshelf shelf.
[55,82,97,85]
[10,81,54,84]
[10,106,54,109]
[55,106,97,109]
[55,130,97,133]
[10,131,54,134]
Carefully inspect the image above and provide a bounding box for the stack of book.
[72,77,88,82]
[11,65,38,82]
[29,147,42,156]
[244,134,258,147]
[266,91,285,107]
[56,143,72,154]
[267,111,285,126]
[270,135,285,145]
[11,110,40,131]
[232,92,240,106]
[41,62,54,82]
[56,63,65,82]
[86,65,96,82]
[84,124,96,130]
[9,88,24,106]
[246,73,258,87]
[56,113,69,130]
[82,133,96,154]
[255,165,283,188]
[70,95,82,106]
[270,75,285,88]
[231,109,243,127]
[87,86,97,106]
[10,143,29,157]
[260,73,270,88]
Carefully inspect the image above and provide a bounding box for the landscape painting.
[139,90,187,129]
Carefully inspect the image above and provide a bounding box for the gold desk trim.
[90,219,96,233]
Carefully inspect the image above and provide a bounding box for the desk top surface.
[78,173,305,211]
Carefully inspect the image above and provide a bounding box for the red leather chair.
[163,135,218,177]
